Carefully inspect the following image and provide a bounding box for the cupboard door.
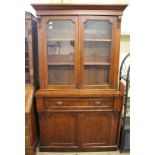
[80,16,116,87]
[43,17,78,88]
[39,112,78,148]
[79,112,118,148]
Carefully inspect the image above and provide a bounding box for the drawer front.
[44,98,114,111]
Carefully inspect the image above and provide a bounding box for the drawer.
[44,98,114,111]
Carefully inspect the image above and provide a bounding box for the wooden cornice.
[31,3,128,11]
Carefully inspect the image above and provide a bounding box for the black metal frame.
[119,53,130,152]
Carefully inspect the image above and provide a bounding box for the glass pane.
[46,20,75,85]
[84,20,112,85]
[25,23,30,84]
[84,66,110,85]
[84,20,112,40]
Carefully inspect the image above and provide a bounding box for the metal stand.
[119,53,130,152]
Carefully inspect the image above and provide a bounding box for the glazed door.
[39,112,78,150]
[42,16,78,88]
[80,16,117,88]
[79,112,119,149]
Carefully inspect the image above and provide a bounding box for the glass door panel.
[46,20,75,85]
[83,19,112,85]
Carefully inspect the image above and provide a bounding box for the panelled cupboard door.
[41,16,79,89]
[39,112,78,148]
[80,16,117,89]
[79,112,118,148]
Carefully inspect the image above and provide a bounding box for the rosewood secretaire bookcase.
[32,3,128,152]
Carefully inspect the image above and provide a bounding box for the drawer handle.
[56,101,63,106]
[95,101,101,105]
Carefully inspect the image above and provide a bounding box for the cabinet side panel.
[37,17,45,88]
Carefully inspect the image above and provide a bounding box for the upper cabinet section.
[32,4,128,89]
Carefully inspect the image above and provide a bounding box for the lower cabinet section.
[37,96,122,151]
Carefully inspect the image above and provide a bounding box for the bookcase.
[32,3,128,152]
[25,12,38,155]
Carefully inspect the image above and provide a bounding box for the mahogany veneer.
[32,3,128,152]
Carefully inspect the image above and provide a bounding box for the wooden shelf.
[47,38,74,41]
[48,62,74,66]
[84,39,111,42]
[84,62,110,66]
[48,62,110,66]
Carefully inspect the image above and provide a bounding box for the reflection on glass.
[46,20,75,85]
[84,20,112,40]
[84,20,112,85]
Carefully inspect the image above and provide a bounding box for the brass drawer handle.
[95,101,101,105]
[56,101,63,106]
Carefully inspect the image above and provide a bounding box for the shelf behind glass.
[84,62,110,65]
[48,65,74,85]
[84,65,110,85]
[48,62,74,66]
[84,39,111,42]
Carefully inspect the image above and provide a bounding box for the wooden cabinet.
[32,3,128,152]
[25,86,38,155]
[25,12,39,155]
[25,12,38,86]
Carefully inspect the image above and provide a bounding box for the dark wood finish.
[33,5,127,89]
[44,98,114,111]
[25,86,37,155]
[36,96,121,151]
[39,112,78,148]
[31,3,127,11]
[79,112,118,148]
[25,12,38,86]
[25,12,39,155]
[42,16,79,89]
[35,89,123,97]
[80,16,117,88]
[32,3,128,152]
